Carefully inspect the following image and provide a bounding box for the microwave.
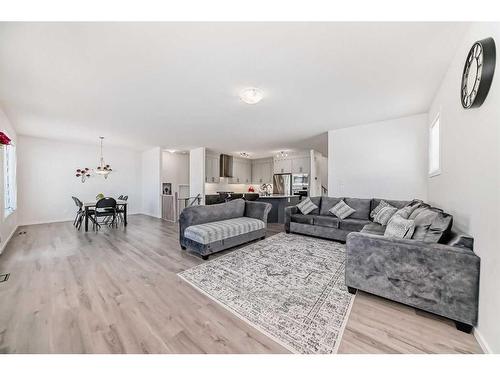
[292,173,309,187]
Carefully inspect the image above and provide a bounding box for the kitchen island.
[257,195,300,224]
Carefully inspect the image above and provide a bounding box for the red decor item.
[248,186,255,192]
[0,132,12,145]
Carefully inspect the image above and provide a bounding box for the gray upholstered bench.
[179,199,271,260]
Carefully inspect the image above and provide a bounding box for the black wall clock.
[461,37,496,109]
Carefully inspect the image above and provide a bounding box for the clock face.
[461,37,496,109]
[461,43,483,108]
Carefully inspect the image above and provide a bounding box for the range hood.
[219,154,233,178]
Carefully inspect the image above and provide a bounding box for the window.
[429,114,441,177]
[4,144,17,217]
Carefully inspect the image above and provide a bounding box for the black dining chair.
[115,195,128,223]
[71,196,97,230]
[71,196,84,229]
[88,197,117,231]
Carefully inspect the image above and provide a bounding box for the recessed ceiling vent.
[219,154,233,178]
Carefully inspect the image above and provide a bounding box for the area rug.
[178,232,354,354]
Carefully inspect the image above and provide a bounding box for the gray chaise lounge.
[284,197,480,333]
[179,198,271,260]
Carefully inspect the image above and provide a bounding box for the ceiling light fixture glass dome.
[239,87,264,104]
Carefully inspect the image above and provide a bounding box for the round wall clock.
[461,37,496,109]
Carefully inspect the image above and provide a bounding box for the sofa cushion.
[424,212,453,244]
[314,215,340,228]
[412,208,439,240]
[339,218,371,232]
[374,206,398,225]
[291,214,315,225]
[296,197,318,215]
[360,222,386,235]
[408,204,430,220]
[344,198,371,220]
[384,215,416,239]
[184,217,265,244]
[319,197,343,216]
[330,200,356,219]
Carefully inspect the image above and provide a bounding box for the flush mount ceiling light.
[239,87,264,104]
[240,152,250,158]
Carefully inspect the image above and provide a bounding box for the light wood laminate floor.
[0,215,482,354]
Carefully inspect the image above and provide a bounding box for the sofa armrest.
[284,205,299,232]
[244,201,271,223]
[345,232,480,325]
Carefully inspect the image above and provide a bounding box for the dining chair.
[71,196,84,229]
[89,197,117,231]
[72,196,97,230]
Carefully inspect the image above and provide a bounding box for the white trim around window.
[428,113,441,178]
[3,143,17,218]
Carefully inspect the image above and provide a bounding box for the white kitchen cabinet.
[291,157,310,174]
[231,158,252,184]
[274,159,292,174]
[205,154,220,183]
[252,158,273,184]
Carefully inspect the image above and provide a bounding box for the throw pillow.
[296,197,318,215]
[374,206,398,225]
[393,202,421,219]
[384,215,416,239]
[329,200,356,219]
[370,200,391,218]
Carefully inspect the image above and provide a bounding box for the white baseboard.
[20,212,144,227]
[0,225,18,254]
[474,327,492,354]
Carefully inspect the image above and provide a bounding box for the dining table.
[83,199,128,232]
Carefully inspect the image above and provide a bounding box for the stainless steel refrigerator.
[273,173,292,195]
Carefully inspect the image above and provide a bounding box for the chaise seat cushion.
[360,222,386,235]
[184,217,265,245]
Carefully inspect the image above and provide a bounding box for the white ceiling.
[0,22,469,156]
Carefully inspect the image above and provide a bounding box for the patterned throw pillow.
[370,200,391,218]
[329,200,356,219]
[374,206,398,225]
[296,197,318,215]
[384,215,416,239]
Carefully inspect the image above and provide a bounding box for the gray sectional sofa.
[179,199,271,260]
[285,196,480,333]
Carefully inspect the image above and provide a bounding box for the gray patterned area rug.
[178,232,354,354]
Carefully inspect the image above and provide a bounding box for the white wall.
[141,147,161,218]
[161,151,189,196]
[0,107,18,253]
[328,114,428,200]
[427,23,500,354]
[17,135,143,225]
[189,147,205,204]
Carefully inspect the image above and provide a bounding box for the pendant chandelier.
[95,136,112,179]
